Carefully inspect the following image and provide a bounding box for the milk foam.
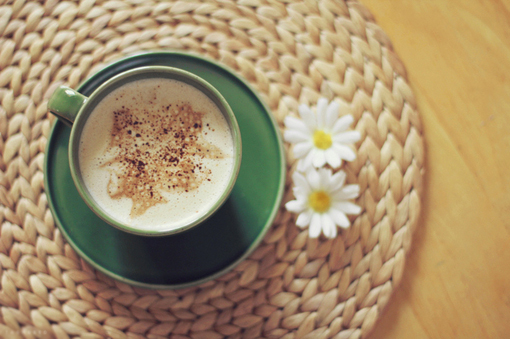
[79,78,235,231]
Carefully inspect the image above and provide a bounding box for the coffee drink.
[78,78,235,231]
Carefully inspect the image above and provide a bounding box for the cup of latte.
[48,66,242,236]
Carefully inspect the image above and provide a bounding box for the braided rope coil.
[0,0,424,338]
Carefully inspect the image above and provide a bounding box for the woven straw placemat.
[0,0,424,338]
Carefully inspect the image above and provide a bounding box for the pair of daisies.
[284,98,362,239]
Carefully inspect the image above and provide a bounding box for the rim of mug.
[67,66,242,237]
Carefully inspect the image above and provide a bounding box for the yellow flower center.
[313,130,332,150]
[308,191,331,213]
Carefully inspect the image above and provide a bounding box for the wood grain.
[358,1,510,338]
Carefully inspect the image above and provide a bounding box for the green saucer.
[44,52,286,289]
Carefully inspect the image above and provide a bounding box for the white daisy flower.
[285,167,362,238]
[284,98,361,171]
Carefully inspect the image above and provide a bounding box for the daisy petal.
[292,171,310,193]
[332,143,357,161]
[325,101,340,127]
[296,210,312,227]
[293,188,308,201]
[332,115,354,133]
[330,222,338,238]
[284,116,310,135]
[309,213,322,238]
[325,148,341,168]
[316,98,328,128]
[334,184,360,200]
[292,191,309,204]
[284,129,309,143]
[306,168,321,190]
[298,104,316,130]
[325,212,338,238]
[292,187,310,201]
[333,201,362,215]
[297,152,314,172]
[318,167,332,188]
[330,171,347,191]
[344,184,360,195]
[329,209,351,228]
[285,199,306,213]
[312,149,327,168]
[293,141,313,158]
[333,130,361,144]
[332,191,356,201]
[321,213,335,238]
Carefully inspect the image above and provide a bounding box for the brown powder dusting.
[102,102,226,217]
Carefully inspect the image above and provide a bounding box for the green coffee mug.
[48,66,242,236]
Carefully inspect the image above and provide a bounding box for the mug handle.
[47,86,88,127]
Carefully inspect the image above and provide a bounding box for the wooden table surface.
[356,1,510,338]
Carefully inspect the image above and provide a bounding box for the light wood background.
[357,1,510,338]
